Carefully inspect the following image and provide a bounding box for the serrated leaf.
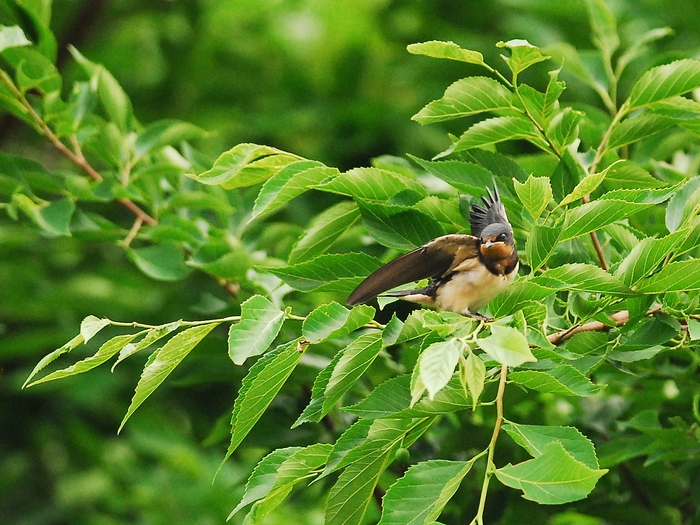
[666,177,700,232]
[262,252,382,294]
[317,167,426,201]
[550,149,583,203]
[464,351,486,410]
[119,323,218,432]
[497,39,550,75]
[188,143,300,189]
[635,259,700,293]
[378,459,474,525]
[319,419,374,479]
[220,339,303,468]
[23,333,84,388]
[489,280,555,317]
[476,325,535,367]
[526,224,562,271]
[607,114,675,150]
[560,199,653,241]
[532,263,634,296]
[133,119,206,158]
[289,201,361,263]
[80,315,111,343]
[302,302,375,344]
[513,175,552,220]
[503,421,599,469]
[548,107,584,152]
[453,115,548,154]
[496,442,607,504]
[228,295,286,365]
[111,321,181,371]
[557,166,612,208]
[127,243,192,281]
[418,339,464,400]
[412,77,513,125]
[603,160,664,190]
[407,40,486,66]
[628,59,700,110]
[509,364,603,397]
[252,162,338,219]
[614,231,687,285]
[584,0,619,59]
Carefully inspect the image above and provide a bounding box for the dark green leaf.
[302,302,375,344]
[532,263,635,295]
[628,59,700,110]
[358,199,446,250]
[636,259,700,293]
[127,243,192,281]
[453,115,548,153]
[289,201,361,263]
[509,364,604,397]
[228,295,285,365]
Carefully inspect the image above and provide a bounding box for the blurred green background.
[3,0,700,523]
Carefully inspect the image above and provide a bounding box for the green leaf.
[665,177,700,232]
[221,339,303,466]
[23,333,84,388]
[111,321,181,371]
[289,201,361,263]
[407,40,487,66]
[0,25,31,52]
[627,59,700,110]
[557,167,610,208]
[127,243,192,281]
[513,175,552,220]
[79,315,111,343]
[617,27,673,78]
[635,259,700,293]
[547,107,584,152]
[489,280,555,317]
[188,143,300,189]
[453,115,548,154]
[560,199,653,241]
[303,302,375,344]
[476,325,536,367]
[464,352,486,410]
[378,459,475,525]
[119,323,219,432]
[503,421,599,469]
[252,162,338,219]
[262,252,382,294]
[13,195,75,237]
[614,231,687,285]
[584,0,619,59]
[544,43,610,106]
[357,199,446,251]
[496,442,607,504]
[411,156,516,199]
[294,333,383,426]
[228,295,286,365]
[509,364,604,397]
[317,167,426,201]
[607,114,675,150]
[550,149,582,203]
[497,39,550,75]
[412,77,513,124]
[603,160,664,189]
[133,119,206,158]
[532,263,635,296]
[320,419,373,479]
[526,224,562,271]
[418,339,464,400]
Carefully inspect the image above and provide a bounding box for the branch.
[548,310,630,345]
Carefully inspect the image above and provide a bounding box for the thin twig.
[547,310,630,345]
[122,217,143,247]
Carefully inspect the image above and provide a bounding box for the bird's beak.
[483,241,493,248]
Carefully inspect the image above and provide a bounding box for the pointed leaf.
[317,167,426,201]
[407,41,487,66]
[453,115,548,153]
[526,224,562,271]
[533,263,635,296]
[628,59,700,110]
[476,325,536,367]
[418,339,464,400]
[513,175,552,220]
[134,119,206,158]
[547,107,584,151]
[510,364,604,397]
[614,231,687,285]
[497,39,550,75]
[80,315,111,343]
[584,0,619,59]
[636,259,700,293]
[358,199,446,250]
[303,302,375,344]
[23,334,84,388]
[557,167,611,208]
[464,352,486,410]
[607,114,675,150]
[228,295,285,365]
[289,201,361,263]
[560,199,653,241]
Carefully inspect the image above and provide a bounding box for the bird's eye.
[496,233,506,242]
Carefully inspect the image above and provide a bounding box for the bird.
[346,183,519,318]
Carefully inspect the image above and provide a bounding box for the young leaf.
[412,77,514,125]
[476,325,536,367]
[80,315,111,343]
[302,302,375,344]
[532,263,635,296]
[584,0,619,60]
[111,321,181,371]
[627,59,700,110]
[288,201,361,263]
[489,280,555,317]
[497,39,550,76]
[378,459,475,525]
[221,339,304,466]
[635,259,700,293]
[557,166,611,209]
[503,421,599,469]
[453,115,549,153]
[464,351,486,410]
[513,175,552,220]
[228,295,286,365]
[133,119,206,158]
[418,339,464,400]
[606,114,675,150]
[547,107,584,152]
[509,364,604,397]
[407,40,487,66]
[495,442,607,504]
[665,177,700,232]
[560,199,652,241]
[262,252,382,294]
[614,231,687,285]
[526,224,562,271]
[118,323,219,432]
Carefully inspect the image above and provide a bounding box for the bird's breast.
[435,260,518,314]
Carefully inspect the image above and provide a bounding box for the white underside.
[433,261,518,314]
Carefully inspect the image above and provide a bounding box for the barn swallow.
[347,184,518,318]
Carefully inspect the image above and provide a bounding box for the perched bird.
[347,184,518,318]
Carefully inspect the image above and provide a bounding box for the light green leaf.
[560,199,652,241]
[289,201,361,263]
[603,160,664,189]
[464,352,486,410]
[0,25,31,52]
[476,325,536,367]
[127,243,192,281]
[317,167,426,201]
[532,263,635,296]
[627,59,700,110]
[557,166,612,208]
[221,339,303,467]
[407,40,487,66]
[614,231,687,285]
[319,419,373,479]
[228,295,286,365]
[607,114,675,150]
[188,143,300,189]
[262,252,382,294]
[547,107,584,152]
[418,339,464,400]
[497,39,550,75]
[509,364,604,397]
[544,43,610,106]
[133,119,206,158]
[23,333,84,388]
[119,323,219,432]
[635,259,700,293]
[302,302,375,344]
[584,0,619,59]
[453,115,548,153]
[489,280,555,317]
[252,162,338,219]
[412,77,514,125]
[503,421,599,469]
[13,194,75,237]
[496,442,607,504]
[80,315,111,343]
[513,175,552,220]
[526,224,562,271]
[665,177,700,232]
[378,459,475,525]
[111,321,181,371]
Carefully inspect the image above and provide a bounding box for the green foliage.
[6,1,700,524]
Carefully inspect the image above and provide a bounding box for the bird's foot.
[463,311,492,322]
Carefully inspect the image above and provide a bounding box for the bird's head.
[478,222,516,261]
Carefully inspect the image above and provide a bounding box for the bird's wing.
[347,234,479,305]
[469,184,511,238]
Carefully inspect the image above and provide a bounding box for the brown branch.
[0,69,157,226]
[548,310,630,345]
[581,194,609,270]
